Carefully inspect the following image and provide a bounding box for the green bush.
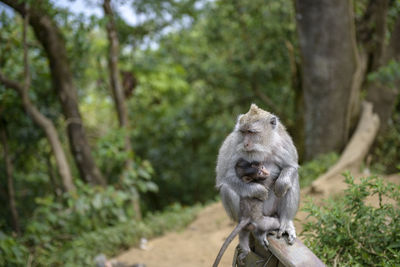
[370,113,400,174]
[368,60,400,174]
[0,202,201,266]
[32,203,201,266]
[0,232,28,267]
[299,153,339,188]
[302,174,400,266]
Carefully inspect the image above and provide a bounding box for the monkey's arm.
[216,133,236,188]
[218,175,267,223]
[274,166,298,197]
[273,135,299,197]
[223,169,268,200]
[216,134,267,199]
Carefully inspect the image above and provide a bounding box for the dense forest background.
[0,0,399,266]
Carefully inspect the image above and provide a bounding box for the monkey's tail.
[212,218,250,267]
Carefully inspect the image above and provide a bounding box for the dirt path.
[114,172,400,267]
[115,202,236,267]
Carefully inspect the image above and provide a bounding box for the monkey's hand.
[252,186,268,201]
[238,182,268,200]
[274,178,291,197]
[227,172,268,200]
[274,167,297,197]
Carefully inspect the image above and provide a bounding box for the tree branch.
[0,4,76,193]
[23,4,30,91]
[0,3,29,94]
[385,14,400,62]
[356,0,389,71]
[0,72,23,93]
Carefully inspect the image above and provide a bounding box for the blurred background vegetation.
[0,0,399,265]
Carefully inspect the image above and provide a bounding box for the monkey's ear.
[270,116,277,129]
[234,114,244,131]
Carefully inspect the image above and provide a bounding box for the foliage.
[130,55,220,210]
[299,153,339,188]
[302,174,400,266]
[95,128,158,193]
[129,0,297,210]
[0,232,28,267]
[368,60,400,174]
[0,202,201,266]
[370,111,400,174]
[163,0,297,122]
[367,60,400,89]
[1,1,400,266]
[27,181,138,236]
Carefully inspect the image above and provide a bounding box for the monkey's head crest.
[239,104,272,125]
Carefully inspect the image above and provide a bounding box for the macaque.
[235,158,281,184]
[213,159,280,267]
[216,104,300,246]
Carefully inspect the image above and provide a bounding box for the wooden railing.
[233,235,326,267]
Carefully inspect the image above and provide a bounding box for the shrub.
[302,174,400,266]
[0,232,28,267]
[32,203,201,266]
[370,113,400,174]
[299,153,339,188]
[0,202,201,266]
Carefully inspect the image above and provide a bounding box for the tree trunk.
[295,0,361,160]
[0,75,76,194]
[285,41,305,161]
[0,6,76,193]
[24,95,77,192]
[365,15,400,131]
[1,0,105,185]
[385,15,400,62]
[0,120,21,235]
[357,0,389,72]
[45,151,62,198]
[103,0,133,169]
[103,0,141,220]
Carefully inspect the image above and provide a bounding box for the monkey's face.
[235,104,278,153]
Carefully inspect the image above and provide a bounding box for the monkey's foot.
[238,249,250,265]
[286,233,296,245]
[277,222,296,245]
[268,229,278,236]
[255,233,269,248]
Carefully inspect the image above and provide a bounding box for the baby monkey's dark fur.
[213,159,280,267]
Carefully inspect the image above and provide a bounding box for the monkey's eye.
[270,117,277,126]
[239,129,258,134]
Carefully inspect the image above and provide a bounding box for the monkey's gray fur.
[216,104,300,245]
[213,159,280,267]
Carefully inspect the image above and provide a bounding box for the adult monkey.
[216,104,300,244]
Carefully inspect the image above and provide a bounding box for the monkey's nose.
[244,143,252,151]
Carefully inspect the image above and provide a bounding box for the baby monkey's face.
[235,158,271,184]
[253,163,270,178]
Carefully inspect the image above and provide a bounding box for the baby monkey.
[213,158,280,267]
[235,159,280,185]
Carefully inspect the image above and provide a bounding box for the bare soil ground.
[114,172,400,267]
